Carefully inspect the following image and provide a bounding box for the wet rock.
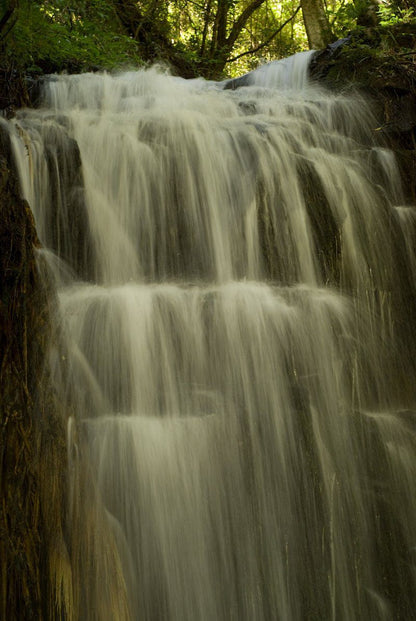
[309,23,416,201]
[0,120,69,620]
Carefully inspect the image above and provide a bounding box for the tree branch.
[200,0,213,56]
[226,0,267,50]
[0,0,17,36]
[0,15,16,42]
[227,4,301,63]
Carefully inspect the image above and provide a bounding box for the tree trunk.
[301,0,333,50]
[112,0,196,76]
[205,0,267,78]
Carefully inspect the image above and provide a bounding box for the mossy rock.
[309,22,416,200]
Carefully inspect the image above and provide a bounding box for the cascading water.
[9,52,416,620]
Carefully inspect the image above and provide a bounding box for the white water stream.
[9,53,416,620]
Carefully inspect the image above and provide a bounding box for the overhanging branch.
[226,0,267,50]
[227,4,302,63]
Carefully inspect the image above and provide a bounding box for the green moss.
[316,20,415,93]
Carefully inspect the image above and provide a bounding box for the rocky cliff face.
[0,121,69,620]
[0,117,132,619]
[309,23,416,202]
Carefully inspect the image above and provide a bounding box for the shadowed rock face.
[0,119,131,620]
[223,29,415,202]
[309,24,416,201]
[0,120,55,620]
[0,69,30,117]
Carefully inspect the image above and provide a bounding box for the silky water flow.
[9,52,416,620]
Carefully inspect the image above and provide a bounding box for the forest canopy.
[0,0,414,78]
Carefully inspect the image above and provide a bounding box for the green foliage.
[328,1,414,38]
[227,0,308,75]
[159,0,308,77]
[0,0,413,77]
[378,2,414,26]
[328,2,360,36]
[2,0,143,73]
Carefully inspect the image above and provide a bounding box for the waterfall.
[9,53,416,620]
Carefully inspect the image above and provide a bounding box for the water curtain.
[10,53,416,620]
